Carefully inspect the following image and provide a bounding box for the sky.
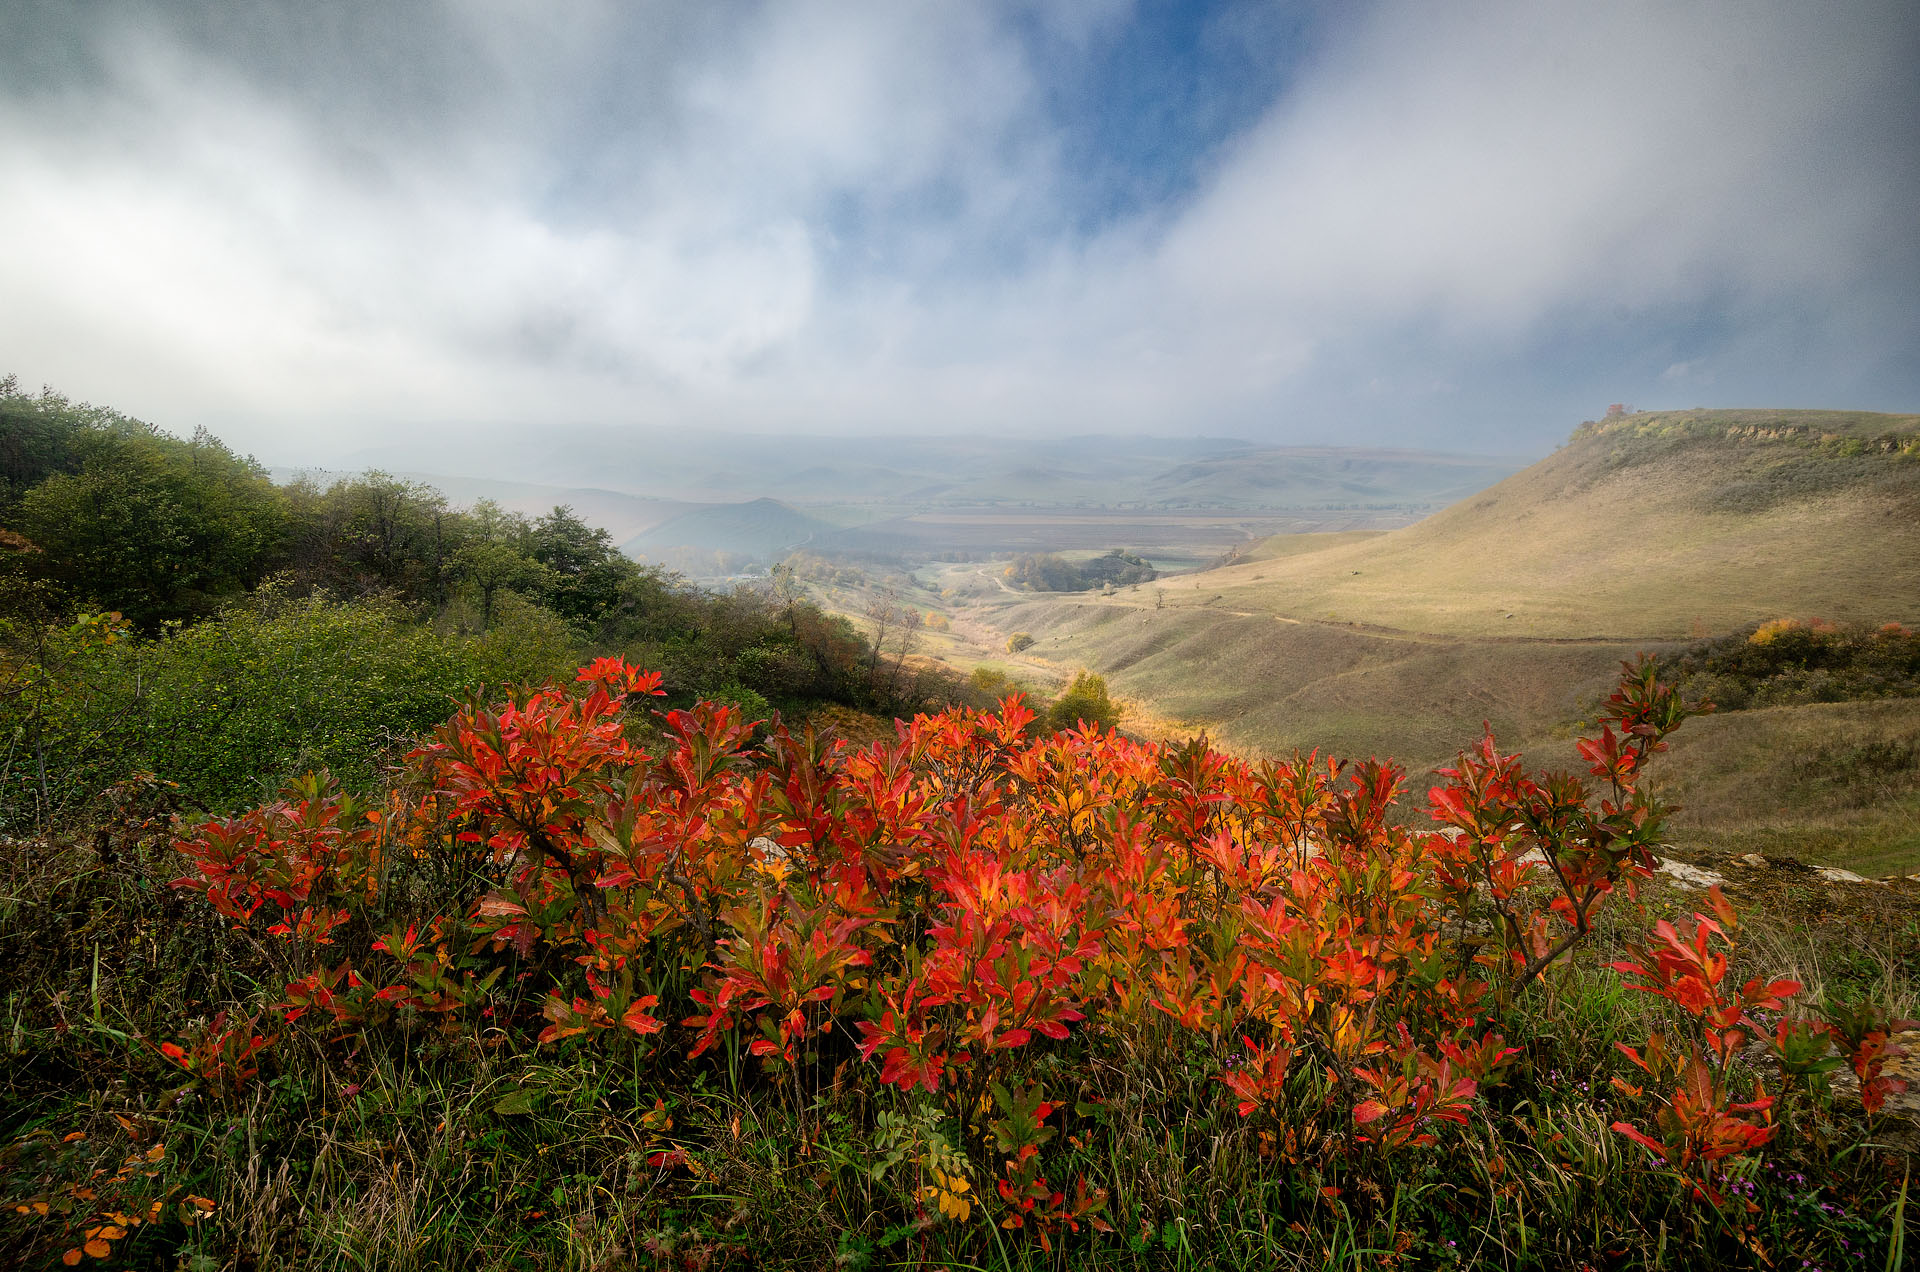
[2,0,1916,465]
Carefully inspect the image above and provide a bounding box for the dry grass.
[1146,410,1920,639]
[981,597,1654,765]
[1650,698,1920,877]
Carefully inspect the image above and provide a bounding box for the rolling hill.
[1149,409,1920,638]
[340,430,1524,513]
[624,497,836,562]
[1143,447,1519,511]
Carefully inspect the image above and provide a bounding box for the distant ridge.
[1144,446,1519,510]
[331,432,1520,510]
[623,497,835,561]
[1154,408,1920,639]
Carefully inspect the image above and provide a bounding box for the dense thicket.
[1652,618,1920,711]
[3,658,1910,1270]
[0,380,976,827]
[1005,549,1156,592]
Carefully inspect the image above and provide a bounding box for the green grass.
[1646,698,1920,877]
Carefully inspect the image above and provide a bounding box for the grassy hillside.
[1151,409,1920,638]
[987,596,1651,766]
[920,410,1920,872]
[1653,696,1920,879]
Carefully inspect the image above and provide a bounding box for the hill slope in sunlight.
[1152,409,1920,638]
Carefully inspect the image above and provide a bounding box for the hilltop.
[1147,409,1920,639]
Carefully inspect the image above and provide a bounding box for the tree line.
[0,379,985,826]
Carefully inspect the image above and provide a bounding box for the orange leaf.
[85,1240,112,1258]
[63,1131,87,1143]
[62,1250,83,1267]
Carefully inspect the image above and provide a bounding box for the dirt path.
[991,590,1676,649]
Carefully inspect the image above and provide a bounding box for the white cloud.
[0,0,1912,461]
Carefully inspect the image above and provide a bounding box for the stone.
[1812,865,1885,886]
[1657,860,1727,890]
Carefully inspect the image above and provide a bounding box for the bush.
[0,592,575,825]
[1006,632,1035,653]
[4,657,1911,1269]
[1047,669,1118,732]
[1651,618,1920,710]
[135,655,1914,1267]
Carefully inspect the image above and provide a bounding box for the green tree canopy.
[4,382,283,627]
[1048,669,1119,732]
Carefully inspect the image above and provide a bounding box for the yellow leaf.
[145,1143,166,1161]
[97,1225,126,1241]
[84,1240,112,1258]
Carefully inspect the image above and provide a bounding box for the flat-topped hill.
[1151,409,1920,638]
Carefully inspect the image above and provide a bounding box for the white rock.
[1813,865,1885,886]
[749,836,792,864]
[1657,860,1727,890]
[1735,852,1768,867]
